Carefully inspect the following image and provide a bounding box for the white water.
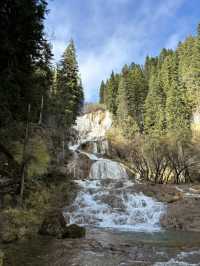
[154,250,200,266]
[89,159,128,180]
[66,110,165,231]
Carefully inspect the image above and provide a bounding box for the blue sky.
[45,0,200,102]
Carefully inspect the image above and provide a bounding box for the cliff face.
[74,110,112,143]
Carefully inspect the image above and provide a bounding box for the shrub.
[106,125,132,160]
[130,131,200,184]
[13,135,50,178]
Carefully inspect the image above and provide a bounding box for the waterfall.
[89,159,128,180]
[66,110,165,231]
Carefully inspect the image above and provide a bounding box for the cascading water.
[66,110,165,231]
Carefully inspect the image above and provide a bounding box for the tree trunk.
[19,104,31,206]
[62,132,65,162]
[38,95,44,125]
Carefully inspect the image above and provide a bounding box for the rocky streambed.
[3,228,200,266]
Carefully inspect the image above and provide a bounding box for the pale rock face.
[74,110,112,143]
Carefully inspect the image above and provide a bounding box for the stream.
[4,110,200,265]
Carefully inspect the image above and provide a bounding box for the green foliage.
[99,81,106,104]
[120,116,140,139]
[144,75,166,134]
[106,72,120,114]
[0,0,52,126]
[55,40,84,128]
[0,173,76,241]
[13,135,50,178]
[100,24,200,138]
[1,208,39,241]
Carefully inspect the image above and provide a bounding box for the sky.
[45,0,200,102]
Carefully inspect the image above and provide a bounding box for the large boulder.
[39,210,85,239]
[62,224,86,239]
[161,197,200,231]
[80,140,110,155]
[133,184,183,203]
[39,209,68,238]
[67,152,93,180]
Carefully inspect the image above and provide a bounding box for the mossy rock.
[62,224,86,239]
[39,209,67,238]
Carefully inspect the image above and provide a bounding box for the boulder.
[161,197,200,231]
[133,184,183,203]
[67,152,93,180]
[80,140,110,155]
[62,224,86,239]
[39,209,67,238]
[39,210,85,239]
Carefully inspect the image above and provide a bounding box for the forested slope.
[100,24,200,184]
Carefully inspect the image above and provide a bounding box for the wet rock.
[67,152,93,180]
[80,140,110,155]
[133,184,183,203]
[39,210,86,239]
[39,209,68,238]
[62,224,86,239]
[100,194,125,210]
[80,141,95,153]
[161,198,200,231]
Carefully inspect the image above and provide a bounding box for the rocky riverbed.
[3,228,200,266]
[134,183,200,232]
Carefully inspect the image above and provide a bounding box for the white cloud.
[46,0,187,102]
[79,34,143,102]
[78,0,186,102]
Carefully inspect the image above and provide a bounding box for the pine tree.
[116,76,129,121]
[144,75,166,134]
[99,81,105,104]
[104,71,119,114]
[116,66,140,137]
[165,53,191,131]
[144,56,158,81]
[127,64,148,131]
[0,0,49,126]
[56,40,84,128]
[190,24,200,107]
